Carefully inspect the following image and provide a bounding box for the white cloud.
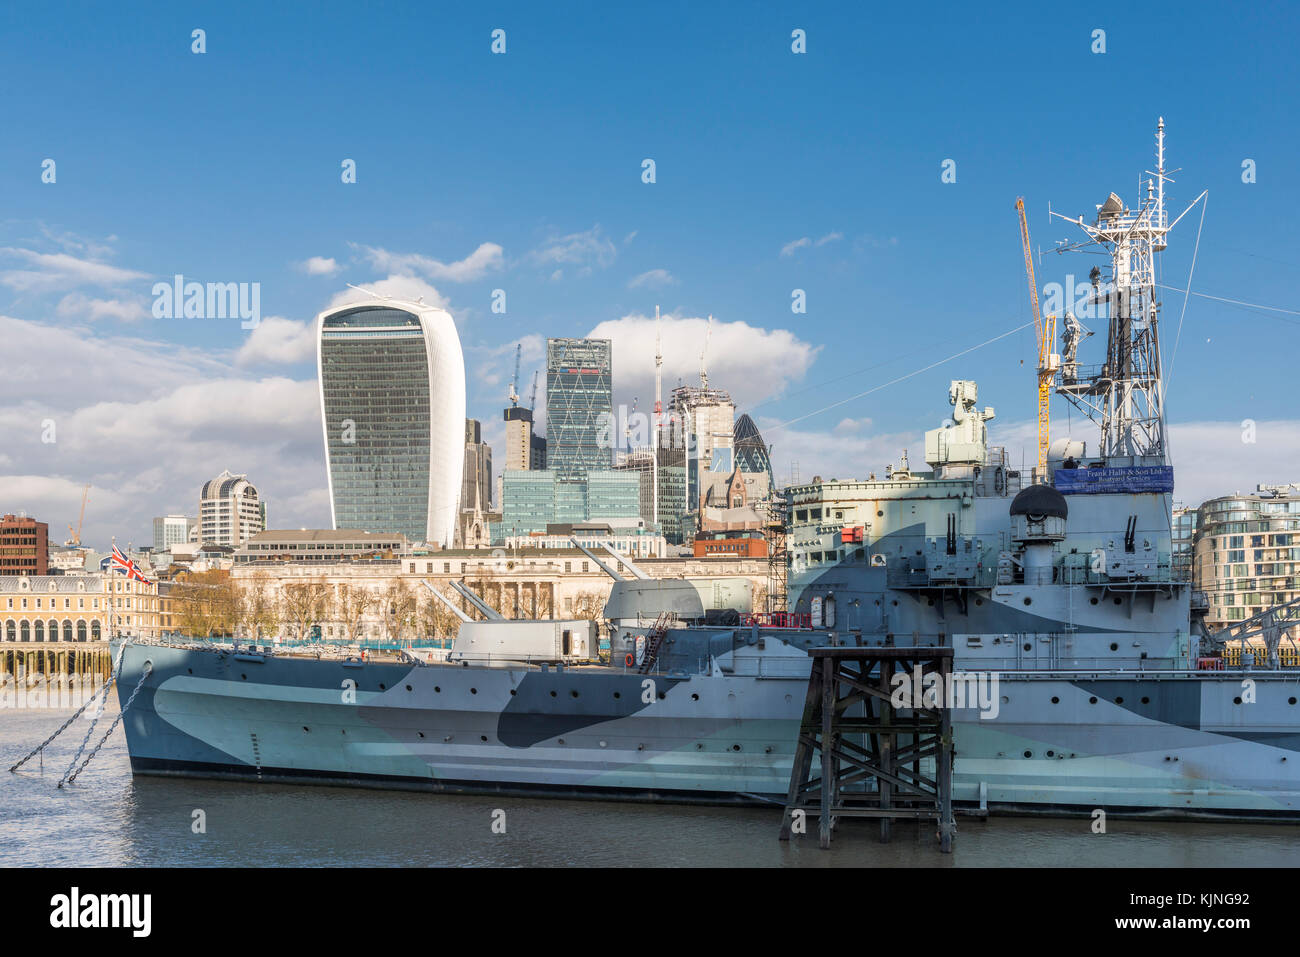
[628,268,676,289]
[236,316,316,365]
[782,232,842,257]
[0,314,329,546]
[326,275,449,310]
[529,226,616,274]
[992,416,1300,506]
[0,247,149,293]
[353,242,503,282]
[55,292,150,322]
[586,313,820,413]
[756,417,921,487]
[298,256,341,276]
[832,417,872,435]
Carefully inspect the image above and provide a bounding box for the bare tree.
[282,577,330,641]
[381,580,418,643]
[336,582,376,643]
[172,570,236,638]
[237,572,282,641]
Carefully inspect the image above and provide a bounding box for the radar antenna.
[1050,118,1204,463]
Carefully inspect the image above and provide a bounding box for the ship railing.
[954,665,1300,680]
[726,656,815,679]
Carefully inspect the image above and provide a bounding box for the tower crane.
[1016,197,1058,478]
[527,370,538,411]
[67,483,89,546]
[508,343,521,407]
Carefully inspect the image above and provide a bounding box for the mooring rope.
[9,643,127,774]
[60,661,152,788]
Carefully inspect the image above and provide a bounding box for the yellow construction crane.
[1016,198,1057,478]
[66,483,89,546]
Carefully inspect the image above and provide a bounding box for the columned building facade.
[0,574,161,643]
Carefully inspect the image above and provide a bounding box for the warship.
[112,121,1300,819]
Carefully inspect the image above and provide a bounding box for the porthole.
[570,690,579,698]
[696,743,705,750]
[1109,643,1118,651]
[1089,597,1099,605]
[378,683,386,690]
[612,691,620,699]
[1051,696,1060,704]
[434,686,441,693]
[303,726,310,733]
[405,684,412,692]
[658,692,666,700]
[1023,750,1033,758]
[1023,643,1032,652]
[417,731,425,738]
[1115,697,1124,704]
[1233,696,1242,705]
[1047,750,1055,757]
[731,744,741,752]
[470,688,477,695]
[1023,597,1032,606]
[1113,597,1122,605]
[550,690,557,697]
[1141,696,1150,704]
[975,598,983,606]
[187,668,193,674]
[691,693,699,701]
[1089,696,1098,704]
[510,689,517,696]
[480,735,488,742]
[1290,697,1297,706]
[241,673,247,680]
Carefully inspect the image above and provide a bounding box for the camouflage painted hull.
[115,642,1300,818]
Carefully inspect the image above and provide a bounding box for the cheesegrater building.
[317,299,466,547]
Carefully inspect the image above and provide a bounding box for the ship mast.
[1052,118,1196,464]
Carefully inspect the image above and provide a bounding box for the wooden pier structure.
[1,641,114,684]
[778,646,956,852]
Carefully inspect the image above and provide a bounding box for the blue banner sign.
[1055,465,1174,494]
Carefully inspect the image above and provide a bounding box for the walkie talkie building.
[316,299,465,547]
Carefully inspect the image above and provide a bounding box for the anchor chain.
[9,643,127,774]
[60,661,151,788]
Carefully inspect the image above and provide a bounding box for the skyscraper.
[461,419,493,512]
[545,338,612,480]
[317,299,466,547]
[198,471,264,546]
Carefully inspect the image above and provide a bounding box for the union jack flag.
[111,544,153,585]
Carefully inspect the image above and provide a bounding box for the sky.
[2,1,1298,549]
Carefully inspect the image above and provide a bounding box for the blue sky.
[2,1,1298,546]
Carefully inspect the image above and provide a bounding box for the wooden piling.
[779,646,956,853]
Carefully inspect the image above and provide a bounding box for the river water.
[3,705,1298,867]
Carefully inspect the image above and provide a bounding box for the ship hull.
[115,643,1300,820]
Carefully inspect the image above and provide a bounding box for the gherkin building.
[733,413,774,488]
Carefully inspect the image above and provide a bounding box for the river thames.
[3,706,1298,867]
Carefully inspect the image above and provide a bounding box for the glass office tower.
[545,338,612,480]
[317,301,466,547]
